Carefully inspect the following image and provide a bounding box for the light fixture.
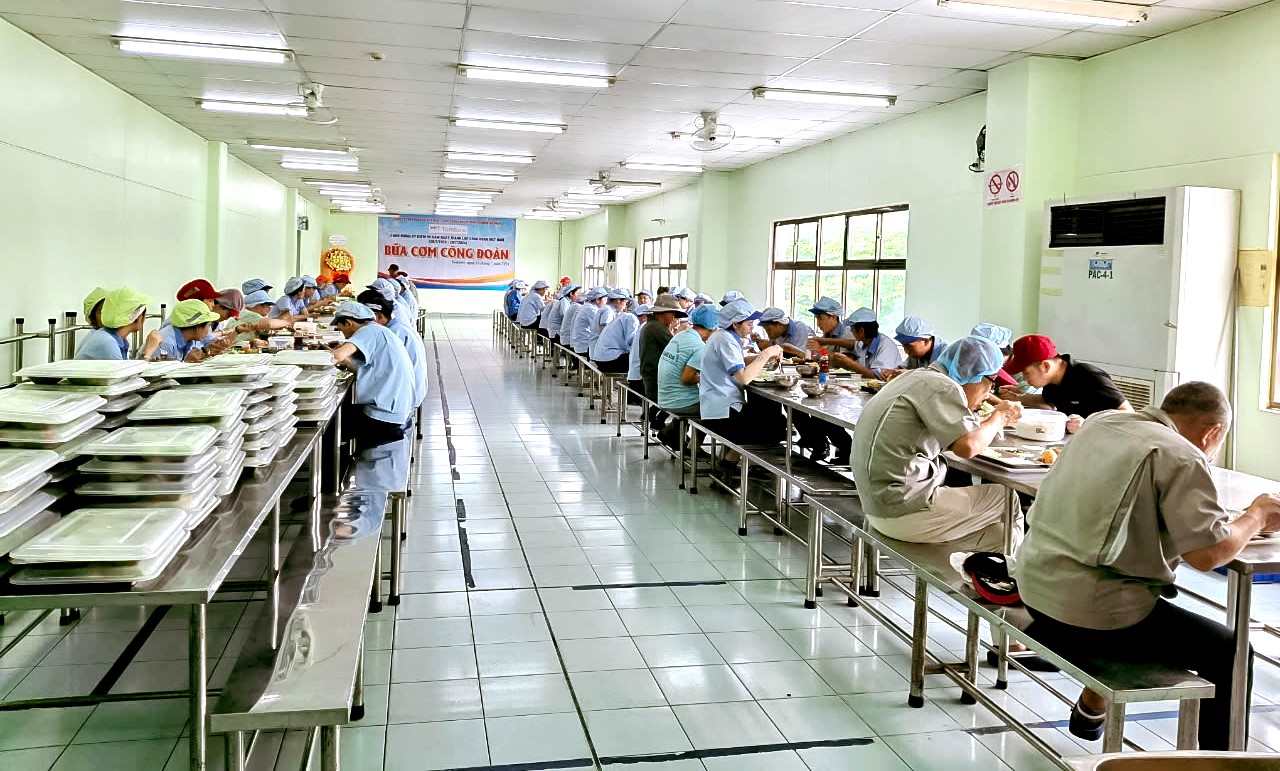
[451,118,566,134]
[115,36,291,65]
[199,99,307,117]
[446,166,516,176]
[248,139,352,155]
[444,171,516,183]
[553,202,600,211]
[447,151,535,165]
[336,204,385,213]
[437,188,499,197]
[936,0,1146,24]
[751,87,896,107]
[621,161,703,173]
[525,213,568,221]
[282,158,360,172]
[459,65,612,89]
[319,188,373,197]
[304,179,373,189]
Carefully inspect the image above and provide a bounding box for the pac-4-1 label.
[1088,258,1114,280]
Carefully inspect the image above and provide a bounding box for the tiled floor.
[3,314,1280,770]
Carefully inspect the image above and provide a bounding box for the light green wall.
[217,155,291,289]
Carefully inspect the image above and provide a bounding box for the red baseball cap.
[177,279,218,302]
[1004,335,1058,374]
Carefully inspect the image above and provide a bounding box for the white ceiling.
[0,0,1261,217]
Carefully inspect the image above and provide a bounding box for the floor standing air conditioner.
[1038,187,1240,410]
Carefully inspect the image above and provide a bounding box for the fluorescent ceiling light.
[752,87,896,107]
[437,188,499,197]
[285,154,356,167]
[248,139,352,155]
[447,166,516,176]
[200,99,307,117]
[452,118,566,134]
[447,151,535,165]
[319,188,372,197]
[115,36,290,65]
[622,161,703,173]
[936,0,1146,25]
[337,206,385,214]
[304,179,372,188]
[282,159,360,172]
[444,171,516,182]
[460,65,612,88]
[553,202,600,211]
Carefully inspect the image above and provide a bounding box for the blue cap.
[332,301,375,324]
[367,278,398,302]
[244,289,273,307]
[720,290,744,306]
[694,293,714,305]
[561,284,581,298]
[283,276,305,295]
[970,323,1013,349]
[937,336,1004,385]
[607,288,631,300]
[758,307,789,323]
[719,297,762,329]
[242,278,271,295]
[895,315,935,344]
[808,296,842,317]
[847,307,877,324]
[583,288,606,302]
[690,304,719,329]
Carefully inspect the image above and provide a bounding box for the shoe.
[1068,699,1106,741]
[986,650,1060,672]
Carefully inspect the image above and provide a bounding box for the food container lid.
[10,506,188,563]
[130,387,248,421]
[49,429,107,463]
[99,394,145,415]
[242,389,273,406]
[0,508,58,559]
[16,360,148,384]
[0,489,60,541]
[81,424,220,458]
[10,528,188,584]
[169,363,270,383]
[203,353,273,368]
[0,391,107,425]
[76,467,217,496]
[265,365,302,385]
[0,473,51,517]
[0,412,106,446]
[0,449,60,493]
[242,409,294,436]
[19,376,148,397]
[140,361,186,379]
[273,350,335,369]
[241,402,273,422]
[97,414,129,432]
[216,420,248,448]
[293,371,337,392]
[79,450,219,476]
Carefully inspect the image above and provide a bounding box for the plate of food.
[977,446,1060,470]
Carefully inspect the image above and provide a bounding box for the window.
[639,235,689,293]
[583,245,607,288]
[770,206,908,330]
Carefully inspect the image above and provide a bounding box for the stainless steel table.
[748,380,870,477]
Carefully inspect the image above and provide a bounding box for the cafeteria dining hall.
[8,1,1280,770]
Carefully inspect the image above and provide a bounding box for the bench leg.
[1176,699,1200,750]
[961,612,980,705]
[388,494,404,606]
[59,607,80,625]
[738,455,751,540]
[679,425,687,490]
[689,427,699,495]
[1102,702,1126,753]
[862,542,881,597]
[908,577,928,708]
[848,537,863,607]
[320,726,340,771]
[805,502,821,610]
[225,731,246,771]
[351,639,366,722]
[993,627,1010,689]
[369,541,384,613]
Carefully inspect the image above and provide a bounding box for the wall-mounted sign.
[378,215,516,291]
[984,166,1023,207]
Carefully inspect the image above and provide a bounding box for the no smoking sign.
[984,165,1023,207]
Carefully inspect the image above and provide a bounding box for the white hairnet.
[936,336,1005,385]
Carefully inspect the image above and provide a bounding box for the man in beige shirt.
[1014,381,1280,748]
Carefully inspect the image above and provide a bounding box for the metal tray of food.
[0,449,60,493]
[76,466,218,496]
[19,376,148,397]
[81,424,220,458]
[0,390,107,425]
[11,529,188,584]
[273,350,335,369]
[11,506,189,563]
[130,387,248,421]
[0,412,105,446]
[16,359,148,384]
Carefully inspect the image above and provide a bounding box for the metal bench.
[212,489,386,771]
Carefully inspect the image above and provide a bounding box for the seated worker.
[1013,382,1280,748]
[970,323,1017,388]
[670,287,697,311]
[317,274,338,299]
[192,288,244,357]
[82,287,107,329]
[807,296,855,353]
[697,298,787,449]
[270,276,311,322]
[177,278,218,305]
[720,290,743,307]
[851,336,1023,564]
[548,284,579,342]
[333,272,352,296]
[394,275,418,319]
[571,288,607,354]
[640,294,688,430]
[693,292,715,307]
[1001,334,1129,432]
[626,303,653,401]
[834,307,904,379]
[591,296,640,374]
[758,307,814,360]
[330,301,415,452]
[233,290,291,346]
[656,304,717,443]
[75,287,149,360]
[559,288,584,348]
[516,280,550,332]
[140,299,220,362]
[241,278,272,296]
[881,316,946,376]
[636,289,653,307]
[358,289,428,410]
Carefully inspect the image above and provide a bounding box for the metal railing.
[1,304,169,386]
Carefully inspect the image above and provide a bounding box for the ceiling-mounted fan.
[299,83,337,125]
[680,111,735,152]
[586,169,661,193]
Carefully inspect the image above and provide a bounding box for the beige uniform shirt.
[851,365,979,520]
[1013,407,1230,630]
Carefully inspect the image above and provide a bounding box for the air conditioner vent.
[1112,375,1156,411]
[1048,196,1166,248]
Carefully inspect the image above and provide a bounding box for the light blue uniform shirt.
[394,293,416,325]
[591,312,637,362]
[855,333,905,376]
[559,303,581,344]
[777,320,814,349]
[269,294,305,319]
[546,297,569,337]
[516,292,544,326]
[571,304,601,353]
[626,323,644,381]
[151,324,194,361]
[389,316,429,408]
[594,305,616,335]
[75,328,127,360]
[657,329,706,410]
[698,329,749,420]
[348,322,415,425]
[906,336,948,369]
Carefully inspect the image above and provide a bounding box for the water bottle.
[818,348,829,387]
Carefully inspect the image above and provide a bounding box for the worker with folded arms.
[1013,382,1280,748]
[591,295,641,374]
[516,279,549,333]
[1001,334,1130,432]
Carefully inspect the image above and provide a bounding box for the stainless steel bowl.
[800,381,826,397]
[773,373,799,388]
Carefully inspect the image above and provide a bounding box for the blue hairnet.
[718,298,762,329]
[936,336,1004,385]
[970,323,1013,349]
[690,304,719,329]
[847,307,877,324]
[894,315,935,343]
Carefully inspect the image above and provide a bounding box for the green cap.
[170,299,220,329]
[83,287,108,321]
[99,288,150,328]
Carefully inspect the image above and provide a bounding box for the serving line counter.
[0,385,351,771]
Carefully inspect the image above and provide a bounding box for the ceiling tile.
[272,14,461,48]
[1158,0,1266,11]
[469,0,686,22]
[784,59,959,86]
[1086,5,1224,37]
[672,0,889,36]
[861,13,1070,49]
[263,0,466,27]
[818,37,1009,68]
[467,6,662,45]
[631,48,806,76]
[1028,30,1146,57]
[462,30,639,65]
[651,25,843,58]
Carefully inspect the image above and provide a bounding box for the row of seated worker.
[72,270,428,455]
[502,278,1280,753]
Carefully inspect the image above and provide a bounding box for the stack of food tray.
[126,386,248,499]
[274,351,339,424]
[9,506,193,586]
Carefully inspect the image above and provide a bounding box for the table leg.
[310,440,323,500]
[1227,570,1252,750]
[805,500,821,610]
[962,613,980,705]
[689,426,699,495]
[369,541,384,613]
[351,639,366,722]
[328,402,344,494]
[615,381,624,437]
[190,604,208,771]
[226,731,245,771]
[320,726,340,771]
[389,494,404,606]
[1176,698,1200,750]
[908,577,928,708]
[271,500,281,573]
[738,456,751,539]
[1102,702,1126,753]
[679,424,687,491]
[1002,486,1018,554]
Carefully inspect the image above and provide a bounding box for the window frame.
[639,234,689,293]
[583,244,607,289]
[769,204,909,325]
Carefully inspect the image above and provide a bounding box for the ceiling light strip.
[115,36,291,65]
[459,65,612,89]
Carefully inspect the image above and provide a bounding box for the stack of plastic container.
[0,449,63,561]
[127,385,249,502]
[0,388,107,488]
[275,351,339,425]
[10,505,193,586]
[240,361,301,469]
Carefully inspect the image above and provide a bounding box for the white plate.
[11,529,188,584]
[19,376,148,397]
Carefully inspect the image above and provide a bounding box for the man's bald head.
[1162,381,1231,458]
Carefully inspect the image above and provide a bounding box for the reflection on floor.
[2,314,1279,770]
